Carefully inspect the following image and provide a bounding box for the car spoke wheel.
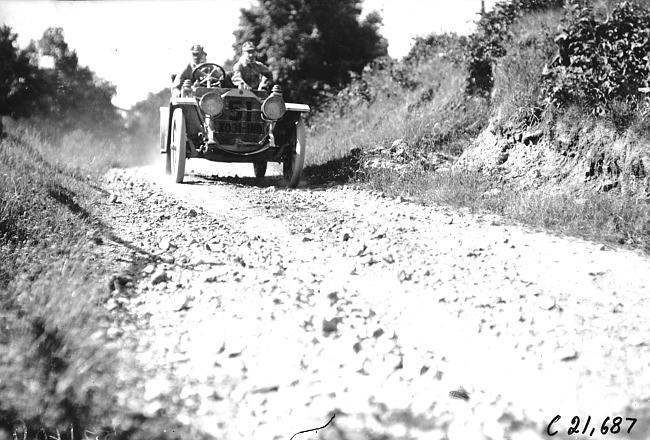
[170,108,186,183]
[282,118,306,188]
[253,161,267,178]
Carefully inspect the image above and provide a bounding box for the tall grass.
[0,126,190,439]
[1,127,117,427]
[307,57,488,166]
[490,10,562,132]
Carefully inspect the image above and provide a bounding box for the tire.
[282,118,306,188]
[253,161,267,178]
[160,107,171,175]
[170,108,186,183]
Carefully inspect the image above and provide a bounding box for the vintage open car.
[159,63,310,187]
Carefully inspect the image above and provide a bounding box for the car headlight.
[261,95,286,120]
[199,92,224,116]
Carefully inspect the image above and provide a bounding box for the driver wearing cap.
[172,44,206,97]
[231,41,273,91]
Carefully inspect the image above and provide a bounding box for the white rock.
[144,377,172,401]
[106,327,122,339]
[143,264,156,274]
[159,254,175,264]
[159,237,171,251]
[348,241,367,257]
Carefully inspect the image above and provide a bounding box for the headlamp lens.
[261,96,286,120]
[199,92,223,116]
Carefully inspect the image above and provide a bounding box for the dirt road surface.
[96,158,650,440]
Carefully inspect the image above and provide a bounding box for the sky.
[0,0,497,109]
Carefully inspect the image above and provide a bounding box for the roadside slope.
[99,164,650,440]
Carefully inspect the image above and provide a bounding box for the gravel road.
[96,159,650,440]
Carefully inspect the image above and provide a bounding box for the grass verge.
[0,126,200,439]
[362,165,650,252]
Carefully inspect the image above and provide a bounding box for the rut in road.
[99,164,650,440]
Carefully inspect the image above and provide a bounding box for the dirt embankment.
[97,162,650,440]
[455,120,650,199]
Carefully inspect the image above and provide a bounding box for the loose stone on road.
[98,162,650,440]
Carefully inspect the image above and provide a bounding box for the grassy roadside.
[303,2,650,255]
[361,166,650,252]
[303,147,650,253]
[0,127,194,439]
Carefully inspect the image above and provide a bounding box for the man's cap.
[242,41,256,52]
[191,44,206,54]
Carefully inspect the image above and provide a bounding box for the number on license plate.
[217,122,264,134]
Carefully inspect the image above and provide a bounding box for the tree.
[35,28,122,137]
[233,0,388,104]
[125,88,171,144]
[0,25,40,133]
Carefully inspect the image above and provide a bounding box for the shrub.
[541,1,650,116]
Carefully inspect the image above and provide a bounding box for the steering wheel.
[191,63,226,87]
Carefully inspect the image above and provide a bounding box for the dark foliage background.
[0,26,123,140]
[542,1,650,116]
[230,0,388,104]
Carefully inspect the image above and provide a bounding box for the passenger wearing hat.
[231,41,273,91]
[172,44,207,97]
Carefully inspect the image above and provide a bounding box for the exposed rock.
[151,270,168,285]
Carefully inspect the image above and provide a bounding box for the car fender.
[285,103,310,113]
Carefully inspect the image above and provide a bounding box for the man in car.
[172,44,207,97]
[231,41,273,91]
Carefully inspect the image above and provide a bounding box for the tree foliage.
[125,88,170,144]
[232,0,388,104]
[34,28,122,136]
[0,26,122,138]
[542,1,650,114]
[0,26,40,121]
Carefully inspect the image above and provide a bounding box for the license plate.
[216,121,265,135]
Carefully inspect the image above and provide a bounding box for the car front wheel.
[170,108,186,183]
[282,118,306,188]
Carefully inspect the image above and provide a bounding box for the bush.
[542,1,650,116]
